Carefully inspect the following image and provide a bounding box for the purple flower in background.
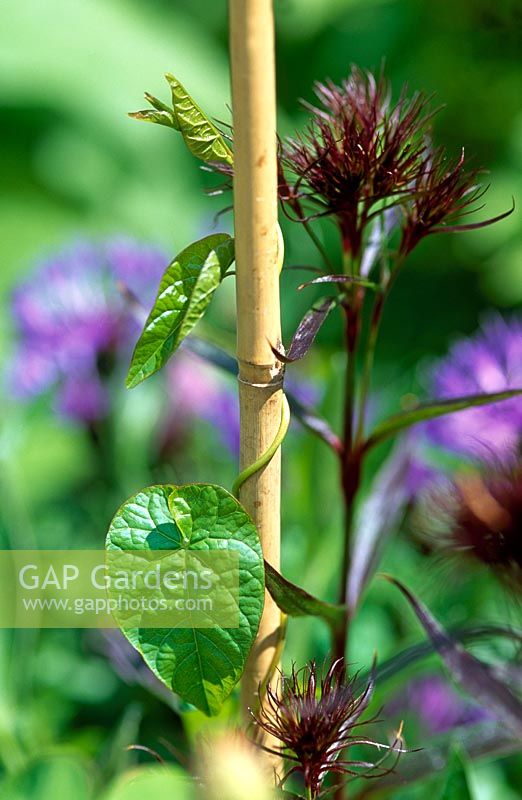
[423,315,522,460]
[165,359,320,458]
[9,238,320,458]
[386,674,491,735]
[404,455,441,500]
[8,238,168,423]
[166,351,240,455]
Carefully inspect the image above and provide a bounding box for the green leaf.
[166,73,233,165]
[106,484,264,716]
[126,234,234,388]
[365,388,522,450]
[0,756,92,800]
[264,561,346,632]
[439,750,473,800]
[129,91,179,129]
[103,766,193,800]
[128,108,177,128]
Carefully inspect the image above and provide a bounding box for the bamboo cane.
[228,0,283,718]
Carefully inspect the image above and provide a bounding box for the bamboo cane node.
[237,357,284,387]
[237,375,284,390]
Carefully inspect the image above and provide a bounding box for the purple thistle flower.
[404,456,441,500]
[8,238,168,423]
[423,315,522,460]
[10,240,318,459]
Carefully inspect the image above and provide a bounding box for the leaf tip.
[125,370,141,390]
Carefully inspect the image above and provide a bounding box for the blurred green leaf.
[126,234,234,388]
[365,388,522,450]
[0,756,92,800]
[355,625,522,690]
[439,749,473,800]
[103,765,193,800]
[106,484,264,716]
[360,721,519,795]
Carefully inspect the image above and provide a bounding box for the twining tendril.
[232,394,291,497]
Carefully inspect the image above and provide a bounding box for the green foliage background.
[0,1,521,798]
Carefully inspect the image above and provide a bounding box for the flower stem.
[355,291,385,444]
[335,268,364,662]
[355,258,403,444]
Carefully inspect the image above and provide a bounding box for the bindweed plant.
[103,7,522,800]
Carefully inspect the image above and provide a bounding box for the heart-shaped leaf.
[126,234,234,388]
[166,74,234,166]
[106,484,264,716]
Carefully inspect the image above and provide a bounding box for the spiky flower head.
[279,66,512,263]
[251,658,404,798]
[281,67,432,257]
[399,149,512,254]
